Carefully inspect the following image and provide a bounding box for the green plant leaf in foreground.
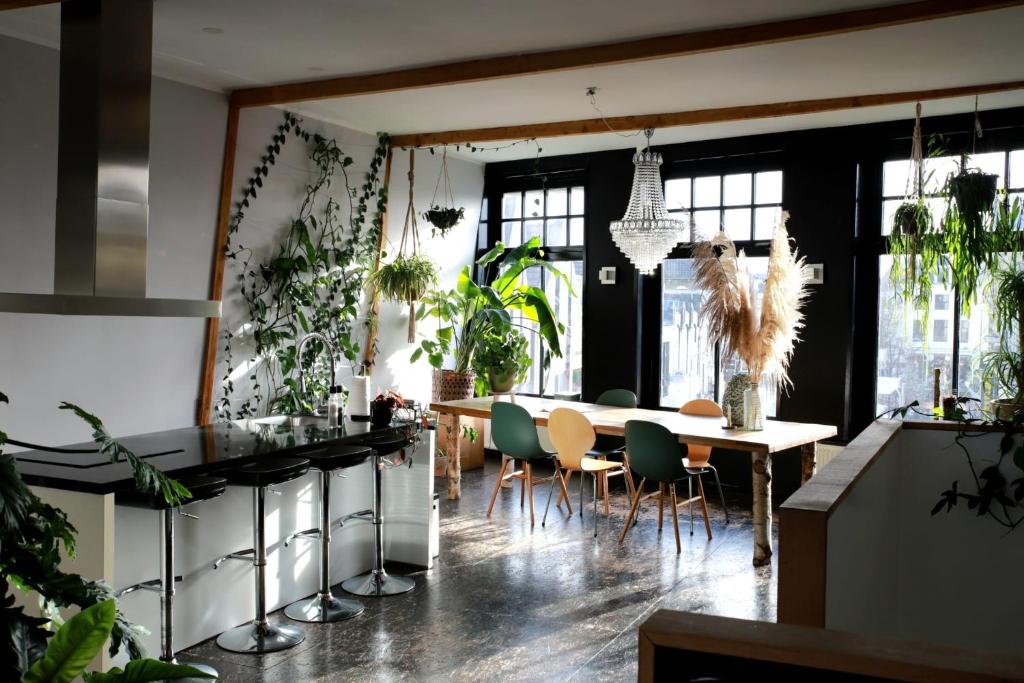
[82,659,217,683]
[24,599,116,683]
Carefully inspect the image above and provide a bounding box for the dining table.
[429,395,837,566]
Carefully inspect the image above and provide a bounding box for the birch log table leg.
[751,451,773,566]
[446,413,462,500]
[800,441,817,484]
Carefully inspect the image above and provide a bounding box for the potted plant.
[370,390,405,427]
[889,198,942,317]
[982,261,1024,420]
[412,236,573,402]
[948,154,998,231]
[474,329,532,393]
[424,205,465,238]
[369,252,438,342]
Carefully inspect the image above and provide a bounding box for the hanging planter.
[369,149,438,343]
[888,103,939,317]
[949,165,998,227]
[423,149,465,238]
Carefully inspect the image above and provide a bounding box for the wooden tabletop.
[430,396,836,454]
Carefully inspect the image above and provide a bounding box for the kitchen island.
[13,416,436,662]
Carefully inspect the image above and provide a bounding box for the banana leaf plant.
[412,237,574,394]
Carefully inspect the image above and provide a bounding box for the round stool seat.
[365,435,413,457]
[118,474,227,510]
[304,444,373,471]
[226,457,309,488]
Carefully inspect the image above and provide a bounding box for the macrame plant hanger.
[399,149,422,343]
[901,102,926,287]
[427,148,461,237]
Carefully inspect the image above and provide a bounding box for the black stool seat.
[304,444,373,471]
[118,474,227,510]
[226,457,309,488]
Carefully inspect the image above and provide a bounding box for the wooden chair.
[544,408,632,536]
[678,399,730,528]
[487,401,572,527]
[619,420,712,552]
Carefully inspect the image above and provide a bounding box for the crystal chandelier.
[609,129,689,275]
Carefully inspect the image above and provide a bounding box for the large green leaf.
[475,241,506,267]
[24,600,116,683]
[82,659,217,683]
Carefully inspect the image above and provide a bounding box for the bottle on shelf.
[328,385,344,428]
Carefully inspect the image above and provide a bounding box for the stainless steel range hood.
[0,0,221,317]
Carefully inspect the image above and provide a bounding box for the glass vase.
[743,382,764,431]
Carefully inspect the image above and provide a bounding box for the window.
[494,185,584,396]
[660,257,778,417]
[659,165,783,415]
[876,149,1023,415]
[665,170,783,241]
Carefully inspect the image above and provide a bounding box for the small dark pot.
[950,172,998,222]
[370,403,393,427]
[488,369,517,393]
[894,202,932,237]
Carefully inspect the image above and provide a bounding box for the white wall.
[0,34,226,445]
[825,426,1024,657]
[216,115,483,416]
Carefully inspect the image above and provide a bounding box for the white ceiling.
[1,1,1022,162]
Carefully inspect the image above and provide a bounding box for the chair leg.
[688,477,694,536]
[592,472,599,537]
[526,462,535,527]
[556,468,573,517]
[520,461,527,508]
[618,478,645,543]
[602,471,610,516]
[557,470,573,509]
[696,475,713,540]
[487,457,510,518]
[542,467,559,527]
[709,465,729,524]
[657,483,665,531]
[579,467,585,518]
[623,454,636,500]
[669,483,681,553]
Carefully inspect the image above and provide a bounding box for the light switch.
[599,266,616,285]
[807,263,824,285]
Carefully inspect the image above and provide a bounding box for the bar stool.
[342,435,416,597]
[115,474,226,679]
[213,457,310,654]
[283,444,373,623]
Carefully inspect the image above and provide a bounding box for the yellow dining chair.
[544,407,630,536]
[679,399,730,529]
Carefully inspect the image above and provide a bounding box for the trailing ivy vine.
[218,111,390,420]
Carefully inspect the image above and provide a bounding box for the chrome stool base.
[342,569,415,597]
[215,621,305,654]
[284,593,365,623]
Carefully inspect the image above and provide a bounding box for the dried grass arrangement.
[693,213,811,392]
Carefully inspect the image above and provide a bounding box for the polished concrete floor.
[181,458,778,682]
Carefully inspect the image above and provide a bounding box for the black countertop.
[13,417,412,494]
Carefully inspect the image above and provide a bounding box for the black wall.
[483,106,1024,497]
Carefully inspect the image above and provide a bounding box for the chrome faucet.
[296,332,337,415]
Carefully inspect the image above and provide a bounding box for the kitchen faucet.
[296,332,337,415]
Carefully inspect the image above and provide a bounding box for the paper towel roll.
[347,376,371,417]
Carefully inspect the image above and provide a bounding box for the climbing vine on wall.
[217,111,390,420]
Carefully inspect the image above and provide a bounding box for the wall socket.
[599,266,616,285]
[807,263,824,285]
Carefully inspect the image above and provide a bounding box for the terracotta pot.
[488,369,516,393]
[432,369,476,402]
[990,399,1024,422]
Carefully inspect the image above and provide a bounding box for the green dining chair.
[619,419,712,552]
[488,401,571,527]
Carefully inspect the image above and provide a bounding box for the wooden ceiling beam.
[388,80,1024,148]
[0,1,57,10]
[231,0,1024,108]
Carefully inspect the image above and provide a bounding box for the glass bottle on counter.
[328,385,344,428]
